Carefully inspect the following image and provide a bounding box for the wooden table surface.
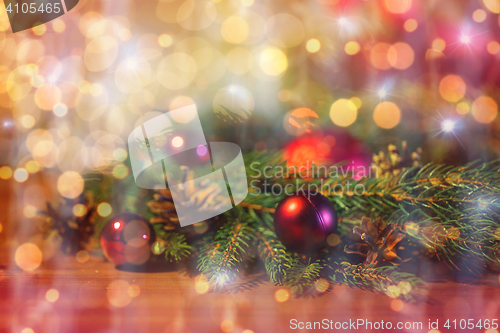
[0,255,499,333]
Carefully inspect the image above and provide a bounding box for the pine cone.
[44,195,95,254]
[344,217,406,266]
[372,141,422,178]
[147,166,222,234]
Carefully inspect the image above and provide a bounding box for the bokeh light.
[284,108,319,136]
[385,0,412,14]
[221,16,249,44]
[158,34,173,48]
[107,280,132,307]
[483,0,500,13]
[195,275,209,294]
[373,102,401,129]
[432,38,446,51]
[57,171,84,198]
[76,250,90,263]
[370,43,392,70]
[259,47,288,76]
[330,99,358,127]
[15,243,42,271]
[487,41,500,54]
[472,96,498,123]
[345,41,360,55]
[274,288,289,302]
[473,9,487,22]
[0,166,12,180]
[14,168,29,182]
[456,102,470,114]
[97,202,112,217]
[306,39,321,53]
[388,43,415,69]
[439,75,466,102]
[404,19,418,32]
[46,289,60,303]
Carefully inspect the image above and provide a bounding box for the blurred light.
[158,34,173,48]
[330,99,357,127]
[15,243,42,271]
[76,250,90,263]
[473,9,487,22]
[172,136,184,148]
[370,43,392,70]
[23,205,37,218]
[97,203,112,217]
[57,171,84,198]
[390,299,404,311]
[266,13,305,48]
[0,166,12,180]
[197,145,208,157]
[306,39,321,53]
[404,19,418,32]
[194,221,209,234]
[456,102,470,114]
[226,47,253,75]
[460,34,471,44]
[349,96,362,109]
[441,119,455,132]
[3,121,12,128]
[14,168,29,182]
[35,84,62,110]
[327,233,341,246]
[128,284,141,298]
[53,103,68,117]
[52,19,66,33]
[195,275,209,294]
[284,108,318,136]
[46,289,59,303]
[278,89,291,102]
[241,0,254,6]
[275,288,289,302]
[472,96,498,123]
[113,221,122,230]
[221,16,249,44]
[432,38,446,51]
[221,320,234,333]
[487,41,500,54]
[378,87,387,99]
[373,101,401,129]
[483,0,500,13]
[73,204,87,217]
[242,330,255,333]
[113,148,128,162]
[439,75,466,102]
[338,17,349,26]
[26,161,40,174]
[112,164,129,179]
[485,329,499,333]
[315,278,329,292]
[259,47,288,76]
[21,328,34,333]
[32,24,46,36]
[398,281,412,294]
[107,280,132,308]
[21,115,35,129]
[385,0,412,14]
[388,42,415,69]
[428,330,441,333]
[344,41,360,55]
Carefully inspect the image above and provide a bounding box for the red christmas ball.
[273,191,337,253]
[100,213,155,266]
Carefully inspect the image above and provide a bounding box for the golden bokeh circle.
[373,102,401,129]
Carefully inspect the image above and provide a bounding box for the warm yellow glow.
[52,19,66,33]
[473,9,487,22]
[390,299,404,311]
[439,75,466,102]
[326,233,341,246]
[0,166,12,180]
[384,0,412,13]
[456,102,470,114]
[472,96,498,123]
[53,103,68,117]
[221,320,234,333]
[35,84,62,110]
[344,41,360,55]
[241,0,254,6]
[398,281,412,294]
[73,204,88,217]
[487,41,500,54]
[32,24,47,36]
[172,136,184,148]
[315,278,329,292]
[97,202,112,217]
[226,47,253,75]
[484,0,500,13]
[46,289,60,303]
[158,34,173,48]
[370,43,392,70]
[21,328,34,333]
[14,168,29,182]
[388,43,415,69]
[330,99,358,127]
[432,38,446,52]
[21,115,35,129]
[373,102,401,129]
[24,205,37,218]
[306,39,321,53]
[284,108,319,136]
[259,47,288,76]
[76,250,90,263]
[404,19,418,32]
[128,284,141,298]
[57,171,84,198]
[195,275,210,294]
[349,96,362,109]
[194,221,209,234]
[26,160,40,173]
[15,243,42,271]
[275,288,289,302]
[113,148,128,162]
[221,17,249,44]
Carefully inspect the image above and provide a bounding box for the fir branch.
[329,262,427,303]
[158,232,193,262]
[283,257,323,296]
[197,218,254,289]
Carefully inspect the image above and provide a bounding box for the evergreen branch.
[283,256,323,296]
[329,262,427,303]
[197,218,254,289]
[158,232,193,262]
